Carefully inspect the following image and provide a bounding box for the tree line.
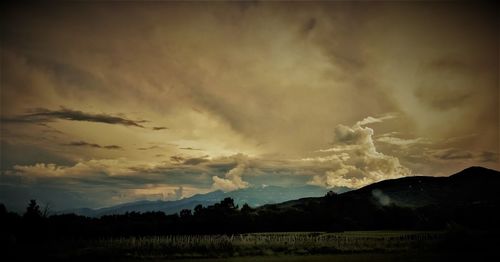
[2,189,497,244]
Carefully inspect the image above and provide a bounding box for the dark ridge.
[450,166,499,178]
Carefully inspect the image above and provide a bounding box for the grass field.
[153,253,497,262]
[70,231,445,259]
[9,230,497,260]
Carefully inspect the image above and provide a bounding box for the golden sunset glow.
[1,1,498,211]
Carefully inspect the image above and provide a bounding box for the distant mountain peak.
[62,184,337,217]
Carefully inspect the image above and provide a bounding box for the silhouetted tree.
[180,209,192,218]
[194,204,204,216]
[23,200,42,220]
[241,203,253,214]
[220,197,237,210]
[326,190,338,199]
[0,203,7,217]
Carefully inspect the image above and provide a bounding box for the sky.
[1,1,498,212]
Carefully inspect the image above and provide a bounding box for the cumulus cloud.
[212,155,250,192]
[308,120,411,188]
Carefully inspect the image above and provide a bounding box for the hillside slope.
[256,166,500,231]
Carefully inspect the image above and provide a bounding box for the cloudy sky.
[1,1,498,211]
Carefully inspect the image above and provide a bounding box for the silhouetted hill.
[257,166,500,231]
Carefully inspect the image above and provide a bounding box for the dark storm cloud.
[182,156,209,166]
[64,141,121,150]
[179,147,203,151]
[66,141,102,148]
[103,145,122,150]
[4,107,146,128]
[26,107,144,128]
[170,156,184,163]
[63,141,122,150]
[167,155,209,165]
[30,107,147,127]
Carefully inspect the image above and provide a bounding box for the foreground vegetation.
[92,231,444,258]
[4,229,497,260]
[1,198,499,260]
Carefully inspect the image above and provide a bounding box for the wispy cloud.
[356,113,398,126]
[430,148,498,162]
[179,147,203,151]
[64,140,123,150]
[431,148,473,160]
[138,145,162,150]
[169,155,210,166]
[3,107,146,128]
[183,156,210,166]
[376,136,429,147]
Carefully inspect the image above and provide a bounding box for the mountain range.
[64,185,349,217]
[5,165,497,237]
[61,165,500,232]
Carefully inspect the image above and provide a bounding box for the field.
[52,231,445,259]
[9,230,497,261]
[155,253,495,262]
